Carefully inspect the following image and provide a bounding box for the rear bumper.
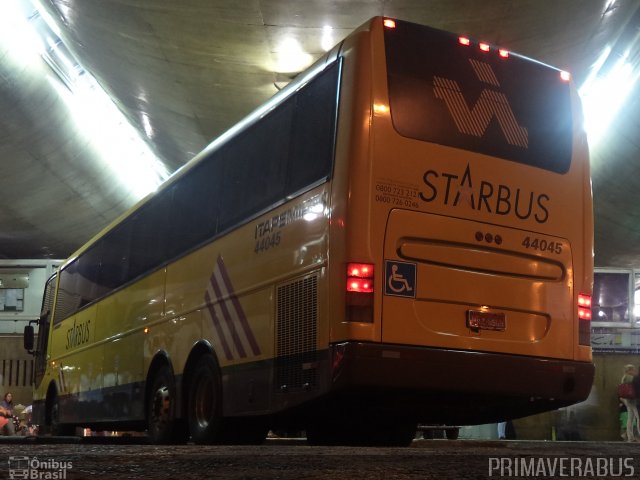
[329,342,594,424]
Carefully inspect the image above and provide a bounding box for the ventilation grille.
[276,274,318,391]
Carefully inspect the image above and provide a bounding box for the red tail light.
[346,263,374,322]
[347,279,373,293]
[578,294,592,320]
[347,263,374,279]
[578,293,592,346]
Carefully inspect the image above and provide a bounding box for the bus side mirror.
[24,325,35,353]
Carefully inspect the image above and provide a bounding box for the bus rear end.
[330,18,594,426]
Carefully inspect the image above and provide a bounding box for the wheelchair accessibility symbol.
[384,260,416,298]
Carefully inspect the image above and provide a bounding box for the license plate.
[466,310,506,331]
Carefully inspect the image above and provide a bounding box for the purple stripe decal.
[205,290,233,360]
[210,268,247,358]
[216,256,261,356]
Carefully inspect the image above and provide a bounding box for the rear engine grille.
[275,274,318,391]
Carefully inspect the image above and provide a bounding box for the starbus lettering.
[419,164,549,223]
[66,319,91,350]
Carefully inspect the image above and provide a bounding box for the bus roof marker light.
[459,36,471,46]
[499,49,509,58]
[479,43,490,52]
[560,70,571,82]
[383,18,396,29]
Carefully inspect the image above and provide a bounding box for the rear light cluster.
[577,294,592,320]
[578,293,592,346]
[346,262,374,322]
[347,263,374,293]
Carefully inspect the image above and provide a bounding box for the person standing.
[0,392,15,436]
[497,422,506,440]
[620,365,639,442]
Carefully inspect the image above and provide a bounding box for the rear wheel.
[187,355,223,444]
[147,365,188,444]
[186,355,269,444]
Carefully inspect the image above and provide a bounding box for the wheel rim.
[194,374,214,429]
[151,385,171,434]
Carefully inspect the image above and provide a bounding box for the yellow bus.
[25,16,593,446]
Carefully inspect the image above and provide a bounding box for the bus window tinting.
[384,20,573,174]
[53,60,340,324]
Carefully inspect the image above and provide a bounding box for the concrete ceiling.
[1,0,639,267]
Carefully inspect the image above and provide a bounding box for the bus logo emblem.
[433,59,528,148]
[384,261,416,298]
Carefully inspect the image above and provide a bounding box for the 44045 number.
[521,236,562,254]
[255,232,281,253]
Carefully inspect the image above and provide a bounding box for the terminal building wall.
[0,260,61,406]
[0,335,35,407]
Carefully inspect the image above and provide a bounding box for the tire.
[45,390,75,436]
[187,355,223,444]
[147,364,187,444]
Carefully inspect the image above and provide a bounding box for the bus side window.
[217,100,292,232]
[128,193,171,279]
[287,61,339,193]
[166,169,219,259]
[97,222,132,289]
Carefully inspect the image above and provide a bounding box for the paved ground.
[1,438,639,479]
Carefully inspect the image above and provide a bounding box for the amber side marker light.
[383,18,396,29]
